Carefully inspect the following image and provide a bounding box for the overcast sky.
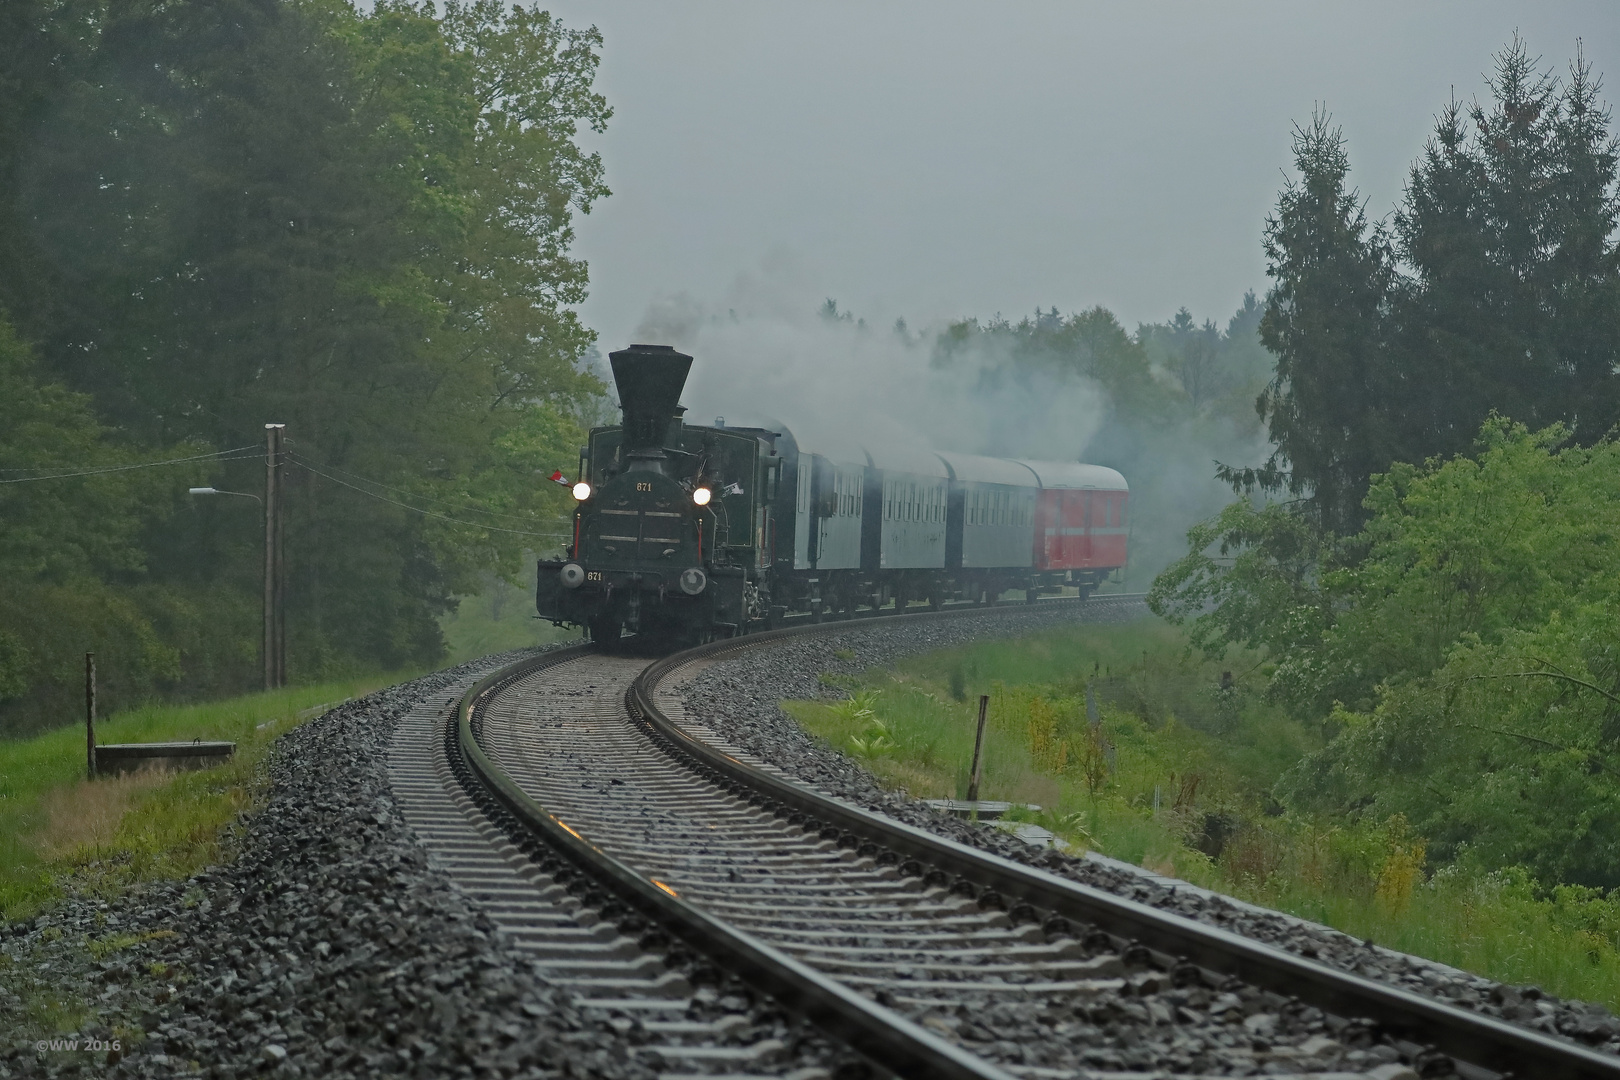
[542,2,1620,348]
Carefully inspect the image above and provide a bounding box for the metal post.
[966,694,989,803]
[85,653,96,780]
[263,423,285,689]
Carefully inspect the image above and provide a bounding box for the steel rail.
[453,648,1018,1080]
[770,588,1143,628]
[625,600,1620,1080]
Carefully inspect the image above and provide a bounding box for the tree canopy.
[1152,38,1620,890]
[0,0,608,733]
[1233,39,1620,535]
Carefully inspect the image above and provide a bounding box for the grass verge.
[0,673,405,923]
[786,616,1620,1008]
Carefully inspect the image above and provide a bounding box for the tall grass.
[788,616,1620,1008]
[0,675,402,921]
[1,589,550,923]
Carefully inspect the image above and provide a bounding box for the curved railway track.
[391,598,1620,1080]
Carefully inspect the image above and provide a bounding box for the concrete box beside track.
[95,741,235,776]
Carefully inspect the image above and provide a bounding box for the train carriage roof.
[686,413,1125,490]
[758,418,868,469]
[1014,460,1128,491]
[933,451,1039,487]
[861,439,950,478]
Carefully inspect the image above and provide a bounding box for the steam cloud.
[624,257,1271,584]
[631,261,1107,463]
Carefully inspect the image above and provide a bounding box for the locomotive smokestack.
[610,344,693,458]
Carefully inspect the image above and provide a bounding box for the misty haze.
[5,4,1620,1076]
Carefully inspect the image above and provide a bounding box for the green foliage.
[0,321,179,581]
[1149,499,1336,706]
[828,689,882,726]
[0,0,610,728]
[1136,293,1274,416]
[788,619,1620,1007]
[1154,36,1620,906]
[1283,603,1620,889]
[1323,421,1619,684]
[846,721,897,761]
[828,691,900,758]
[1235,39,1620,532]
[1161,417,1620,890]
[0,319,230,733]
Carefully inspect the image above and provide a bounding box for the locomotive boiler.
[536,343,1129,643]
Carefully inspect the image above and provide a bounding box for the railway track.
[391,597,1620,1079]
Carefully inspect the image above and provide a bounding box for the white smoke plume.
[630,260,1108,463]
[621,256,1273,585]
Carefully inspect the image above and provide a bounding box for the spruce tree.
[1238,110,1397,534]
[1395,38,1620,452]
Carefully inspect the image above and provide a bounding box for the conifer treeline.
[1240,38,1620,534]
[1150,39,1620,890]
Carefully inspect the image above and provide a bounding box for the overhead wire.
[285,450,564,526]
[0,440,570,538]
[290,457,568,539]
[0,445,263,484]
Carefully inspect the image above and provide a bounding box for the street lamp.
[189,422,285,689]
[189,487,261,504]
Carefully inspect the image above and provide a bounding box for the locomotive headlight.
[571,481,591,501]
[678,567,708,595]
[559,562,585,589]
[692,486,712,507]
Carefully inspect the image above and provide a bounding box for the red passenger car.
[1018,461,1129,574]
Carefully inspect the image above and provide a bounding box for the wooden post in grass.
[85,652,96,780]
[966,694,989,802]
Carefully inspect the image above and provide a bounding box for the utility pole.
[264,424,286,689]
[274,427,286,688]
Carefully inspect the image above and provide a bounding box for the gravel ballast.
[8,600,1617,1078]
[2,649,658,1080]
[679,601,1620,1057]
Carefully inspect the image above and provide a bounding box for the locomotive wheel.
[587,615,621,644]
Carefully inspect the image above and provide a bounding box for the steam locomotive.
[536,344,1128,643]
